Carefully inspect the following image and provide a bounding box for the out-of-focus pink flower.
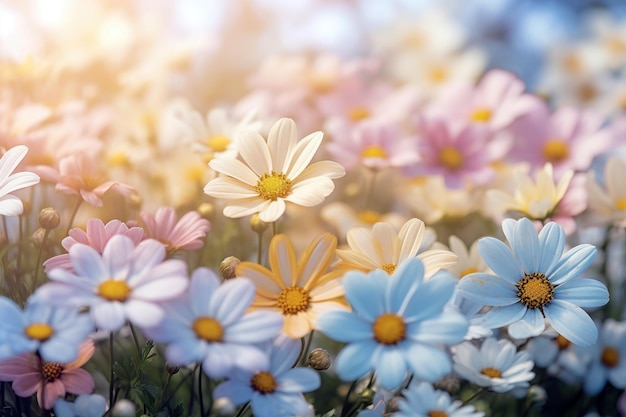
[509,102,612,175]
[43,218,144,273]
[0,339,95,410]
[325,119,419,171]
[55,154,136,207]
[404,116,508,189]
[425,69,540,132]
[140,207,210,254]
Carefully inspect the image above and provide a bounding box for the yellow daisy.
[235,232,347,339]
[204,117,345,223]
[334,218,458,278]
[586,156,626,227]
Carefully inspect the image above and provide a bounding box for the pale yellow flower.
[586,156,626,226]
[486,163,572,220]
[235,233,347,339]
[334,218,457,278]
[204,118,345,223]
[445,235,491,279]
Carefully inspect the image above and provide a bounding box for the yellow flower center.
[361,145,388,159]
[470,108,492,122]
[480,367,502,378]
[438,146,464,170]
[381,263,396,275]
[428,411,449,417]
[555,334,571,350]
[516,273,554,310]
[98,280,131,302]
[429,67,448,83]
[255,171,292,201]
[41,362,63,382]
[24,323,54,341]
[348,106,371,122]
[372,313,406,345]
[615,199,626,211]
[357,210,382,225]
[277,286,311,315]
[577,83,597,103]
[601,346,620,368]
[251,371,277,394]
[185,165,205,183]
[542,139,569,163]
[108,151,130,167]
[461,267,479,277]
[207,135,230,152]
[192,317,224,342]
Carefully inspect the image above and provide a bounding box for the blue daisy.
[317,257,468,390]
[457,217,609,346]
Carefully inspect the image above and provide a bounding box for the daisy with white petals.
[0,145,40,216]
[204,118,345,223]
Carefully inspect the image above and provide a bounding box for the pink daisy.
[404,115,507,188]
[0,339,95,410]
[509,102,613,175]
[43,218,144,273]
[325,119,419,171]
[55,154,136,207]
[425,68,540,132]
[140,207,211,254]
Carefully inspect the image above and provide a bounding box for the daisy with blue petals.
[457,217,609,346]
[0,297,93,363]
[213,333,320,417]
[317,257,468,390]
[143,267,284,379]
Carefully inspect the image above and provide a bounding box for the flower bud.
[197,202,214,220]
[31,227,47,248]
[434,374,460,394]
[306,348,331,371]
[527,385,547,405]
[213,397,236,417]
[39,207,60,230]
[220,256,241,280]
[250,213,269,234]
[128,193,143,210]
[166,364,180,375]
[111,399,136,417]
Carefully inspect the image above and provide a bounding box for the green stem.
[128,322,142,358]
[31,229,50,293]
[16,214,23,274]
[65,198,82,235]
[362,169,378,210]
[257,231,263,264]
[109,332,115,410]
[272,221,277,237]
[233,402,251,417]
[297,331,315,367]
[340,379,359,417]
[198,366,205,417]
[462,387,488,405]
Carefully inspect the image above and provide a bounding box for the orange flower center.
[372,313,406,345]
[98,280,131,302]
[357,210,382,225]
[251,371,277,394]
[381,263,396,275]
[516,273,554,310]
[207,135,230,152]
[601,346,620,368]
[542,139,569,163]
[429,67,448,83]
[277,286,311,315]
[480,367,502,378]
[25,323,54,341]
[615,199,626,211]
[555,334,571,350]
[461,267,479,277]
[428,411,449,417]
[256,171,292,201]
[192,317,224,342]
[470,108,492,122]
[438,146,464,170]
[41,362,63,382]
[348,106,371,122]
[361,145,388,159]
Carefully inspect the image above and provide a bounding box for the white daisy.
[204,117,345,223]
[0,145,40,216]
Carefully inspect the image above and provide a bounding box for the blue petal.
[457,273,518,306]
[584,363,608,396]
[538,222,566,272]
[344,269,387,321]
[555,278,609,308]
[403,342,451,382]
[547,244,597,285]
[501,218,517,245]
[373,346,408,390]
[226,311,283,343]
[270,335,300,375]
[478,238,522,284]
[511,218,540,273]
[387,258,424,315]
[189,268,220,317]
[214,380,252,405]
[479,303,527,329]
[403,271,456,322]
[407,310,468,344]
[543,300,598,347]
[278,368,321,393]
[316,310,372,343]
[212,278,256,326]
[507,308,545,339]
[335,340,378,381]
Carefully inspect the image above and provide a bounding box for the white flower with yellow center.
[586,156,626,227]
[486,163,572,221]
[204,118,345,223]
[335,218,457,279]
